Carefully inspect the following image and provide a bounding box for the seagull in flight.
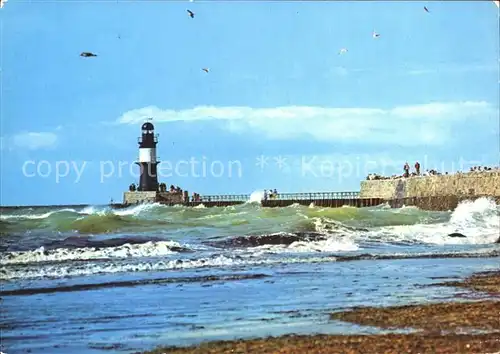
[202,68,209,73]
[424,6,430,13]
[187,9,194,18]
[372,30,380,38]
[338,48,348,55]
[80,52,97,57]
[0,0,8,9]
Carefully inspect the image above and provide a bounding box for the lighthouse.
[136,121,159,191]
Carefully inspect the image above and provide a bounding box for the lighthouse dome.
[141,122,154,132]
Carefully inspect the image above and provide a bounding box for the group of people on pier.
[163,184,183,194]
[401,162,443,177]
[366,162,500,181]
[366,162,423,181]
[469,166,498,172]
[128,183,185,194]
[263,189,279,200]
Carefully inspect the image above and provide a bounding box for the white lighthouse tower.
[136,121,159,191]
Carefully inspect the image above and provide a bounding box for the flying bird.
[372,31,380,38]
[202,68,209,73]
[80,52,97,57]
[0,0,8,9]
[187,9,194,18]
[338,48,348,55]
[424,6,430,13]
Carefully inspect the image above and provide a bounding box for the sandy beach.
[144,270,500,354]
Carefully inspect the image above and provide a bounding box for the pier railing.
[197,194,251,202]
[270,191,360,200]
[197,191,360,202]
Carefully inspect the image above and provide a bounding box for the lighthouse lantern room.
[135,121,159,191]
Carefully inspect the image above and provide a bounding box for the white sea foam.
[79,206,101,215]
[312,217,358,235]
[366,197,499,245]
[1,254,341,280]
[1,197,497,281]
[0,240,185,265]
[293,197,499,246]
[249,238,359,256]
[0,203,167,221]
[3,246,495,281]
[246,190,264,204]
[112,203,163,216]
[0,208,77,220]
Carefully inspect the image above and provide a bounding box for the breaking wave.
[1,197,498,281]
[2,249,499,282]
[1,239,190,265]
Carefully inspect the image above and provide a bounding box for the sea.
[1,193,499,354]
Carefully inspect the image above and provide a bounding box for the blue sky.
[0,0,499,206]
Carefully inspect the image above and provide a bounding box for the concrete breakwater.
[182,197,385,209]
[116,171,500,211]
[0,195,497,212]
[1,172,499,212]
[385,195,500,211]
[360,171,500,200]
[117,194,499,211]
[1,193,499,213]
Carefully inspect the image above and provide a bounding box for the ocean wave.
[204,232,328,248]
[1,197,497,257]
[1,239,190,265]
[205,231,359,254]
[2,249,499,281]
[0,208,78,220]
[41,235,169,250]
[359,197,500,246]
[248,237,359,254]
[0,199,446,235]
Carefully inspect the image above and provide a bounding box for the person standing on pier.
[403,162,410,177]
[415,161,421,175]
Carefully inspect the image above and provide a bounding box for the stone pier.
[123,191,185,205]
[360,171,500,199]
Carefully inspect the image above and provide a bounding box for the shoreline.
[144,270,500,354]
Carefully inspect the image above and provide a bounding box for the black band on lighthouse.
[135,121,159,191]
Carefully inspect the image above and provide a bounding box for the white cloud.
[407,69,434,76]
[407,63,498,76]
[327,66,370,77]
[325,63,498,78]
[12,131,58,150]
[329,66,349,77]
[117,101,496,146]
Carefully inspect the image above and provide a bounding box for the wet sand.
[330,300,500,333]
[434,270,500,294]
[144,270,500,354]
